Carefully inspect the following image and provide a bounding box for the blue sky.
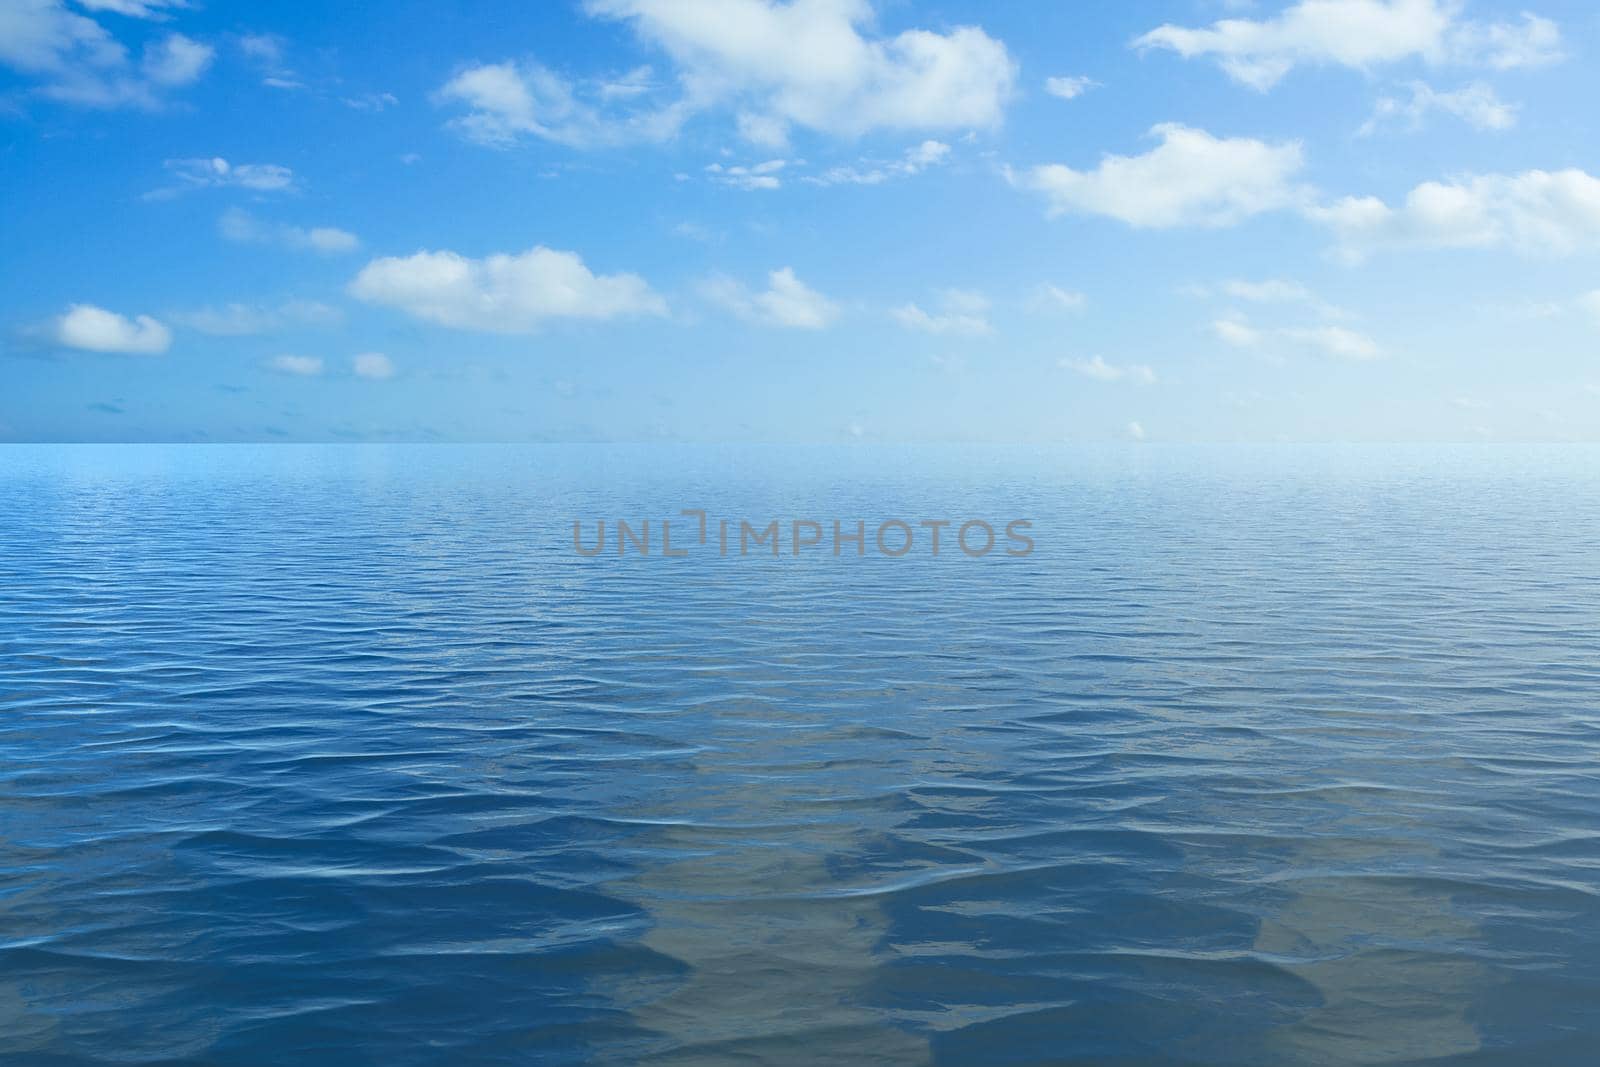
[3,0,1599,443]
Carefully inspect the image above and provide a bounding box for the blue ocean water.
[2,444,1597,1066]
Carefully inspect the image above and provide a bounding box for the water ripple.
[2,444,1598,1065]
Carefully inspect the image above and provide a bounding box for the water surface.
[2,445,1597,1065]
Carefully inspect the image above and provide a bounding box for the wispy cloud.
[892,290,993,336]
[353,353,396,380]
[219,209,360,254]
[150,157,297,199]
[1043,75,1097,100]
[267,354,324,376]
[1136,1,1561,91]
[706,159,788,191]
[804,141,951,187]
[700,268,839,329]
[1062,355,1157,384]
[1030,285,1088,313]
[169,300,343,336]
[1359,81,1518,135]
[0,1,213,109]
[1214,313,1382,360]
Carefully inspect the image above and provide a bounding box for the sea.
[2,444,1597,1065]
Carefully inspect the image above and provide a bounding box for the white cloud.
[350,246,667,332]
[1030,284,1087,313]
[1013,123,1306,228]
[1190,278,1349,321]
[1222,279,1315,302]
[1212,316,1264,347]
[1310,168,1600,258]
[441,0,1017,150]
[344,91,398,111]
[169,300,342,335]
[577,0,1017,145]
[75,1,186,16]
[1282,324,1383,360]
[1580,291,1600,324]
[219,209,360,254]
[891,289,992,335]
[268,354,324,376]
[597,64,656,102]
[160,157,296,194]
[352,352,396,380]
[1135,0,1562,91]
[1127,421,1147,441]
[701,267,839,328]
[437,61,689,148]
[54,303,171,354]
[1449,11,1563,70]
[671,220,718,242]
[0,2,212,107]
[706,158,787,190]
[805,139,950,186]
[1214,313,1381,359]
[141,32,210,86]
[1044,75,1096,100]
[1062,355,1156,384]
[238,33,304,90]
[1359,81,1517,134]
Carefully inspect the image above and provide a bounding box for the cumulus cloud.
[268,354,324,376]
[219,209,360,254]
[700,267,839,328]
[1044,75,1097,100]
[1013,123,1306,228]
[0,1,212,107]
[1061,355,1156,384]
[352,352,396,380]
[350,246,667,332]
[1309,168,1600,259]
[54,304,171,354]
[589,0,1016,142]
[804,139,950,186]
[1135,0,1562,91]
[1359,81,1517,134]
[443,0,1016,148]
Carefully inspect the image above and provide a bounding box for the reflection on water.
[2,444,1598,1066]
[610,716,932,1064]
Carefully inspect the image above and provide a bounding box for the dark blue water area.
[1,444,1597,1065]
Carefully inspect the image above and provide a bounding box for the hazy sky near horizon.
[4,0,1600,443]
